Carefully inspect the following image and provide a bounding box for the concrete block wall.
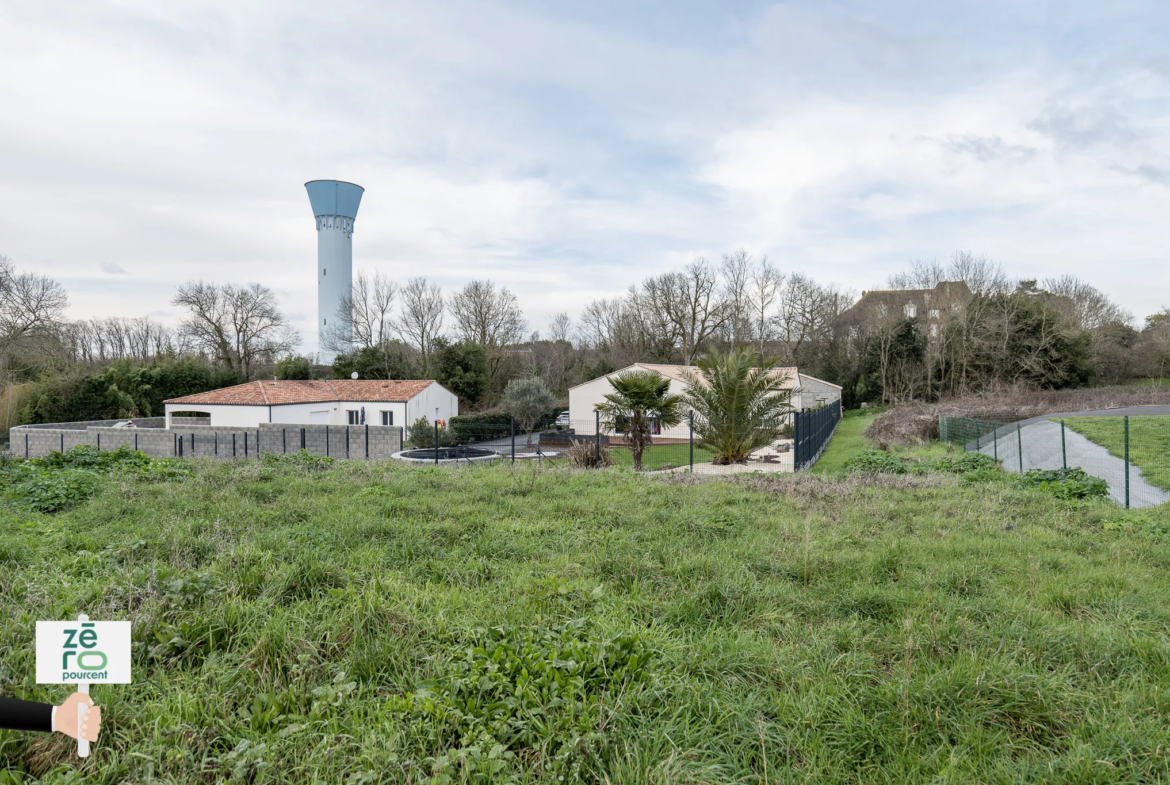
[17,416,166,431]
[9,423,402,461]
[167,423,402,459]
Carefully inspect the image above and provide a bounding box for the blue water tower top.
[305,180,364,220]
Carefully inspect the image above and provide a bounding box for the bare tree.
[66,316,174,364]
[395,276,445,370]
[0,254,69,360]
[774,273,841,365]
[633,258,725,365]
[449,279,526,386]
[548,312,573,344]
[748,257,785,354]
[1041,274,1132,330]
[172,281,299,379]
[720,249,754,350]
[326,270,399,354]
[578,296,648,368]
[889,252,1011,296]
[449,280,526,348]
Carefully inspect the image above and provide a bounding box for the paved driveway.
[975,407,1170,508]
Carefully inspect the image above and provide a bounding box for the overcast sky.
[2,0,1168,354]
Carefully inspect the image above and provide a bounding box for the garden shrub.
[842,450,908,474]
[261,450,336,470]
[0,444,191,512]
[405,417,457,449]
[1017,467,1108,500]
[567,439,612,469]
[843,450,1002,482]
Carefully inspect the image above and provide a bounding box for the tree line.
[2,248,1167,431]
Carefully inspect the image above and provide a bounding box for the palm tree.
[595,371,684,471]
[683,347,794,464]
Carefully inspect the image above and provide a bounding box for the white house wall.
[569,374,692,439]
[404,383,458,426]
[166,384,458,430]
[165,403,267,428]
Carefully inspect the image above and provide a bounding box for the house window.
[929,309,940,319]
[347,410,360,425]
[381,411,393,426]
[904,303,917,318]
[930,324,939,338]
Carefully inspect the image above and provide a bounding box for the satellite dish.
[351,372,359,380]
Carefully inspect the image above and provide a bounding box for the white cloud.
[1,0,1168,351]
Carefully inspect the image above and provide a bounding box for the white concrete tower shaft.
[305,179,364,364]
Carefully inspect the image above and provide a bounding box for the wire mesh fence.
[940,414,1170,509]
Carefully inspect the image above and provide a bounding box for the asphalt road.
[975,406,1170,508]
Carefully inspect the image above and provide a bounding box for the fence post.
[1124,416,1130,510]
[365,424,369,459]
[689,410,694,472]
[283,428,287,454]
[244,432,248,457]
[301,428,306,451]
[61,433,64,453]
[25,433,28,458]
[97,432,101,451]
[1016,423,1023,474]
[595,411,601,468]
[191,433,195,456]
[434,420,439,465]
[992,422,998,461]
[1061,420,1066,470]
[232,433,236,457]
[346,427,350,459]
[215,432,218,456]
[326,425,330,458]
[511,416,515,465]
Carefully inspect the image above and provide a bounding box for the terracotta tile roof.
[165,379,436,406]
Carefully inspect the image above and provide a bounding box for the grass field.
[4,452,1170,782]
[810,410,879,475]
[1062,416,1170,491]
[811,409,952,475]
[607,442,717,471]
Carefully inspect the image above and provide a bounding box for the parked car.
[554,410,570,428]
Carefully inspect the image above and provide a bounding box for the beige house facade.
[568,363,842,439]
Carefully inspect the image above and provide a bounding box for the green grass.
[811,409,880,475]
[607,443,717,470]
[1063,416,1170,491]
[4,451,1170,781]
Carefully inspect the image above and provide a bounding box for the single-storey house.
[164,379,457,429]
[568,363,841,438]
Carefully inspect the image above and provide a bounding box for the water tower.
[305,179,364,363]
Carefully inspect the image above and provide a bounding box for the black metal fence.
[404,407,841,473]
[793,400,842,470]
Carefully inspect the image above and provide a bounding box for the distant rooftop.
[166,379,435,407]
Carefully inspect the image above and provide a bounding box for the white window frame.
[347,410,360,425]
[381,410,393,426]
[904,303,917,318]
